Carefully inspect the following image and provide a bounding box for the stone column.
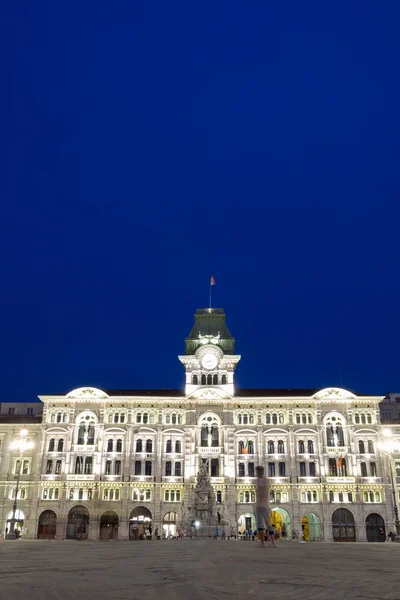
[88,518,99,540]
[118,518,129,540]
[56,520,67,540]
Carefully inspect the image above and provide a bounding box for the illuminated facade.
[0,308,397,541]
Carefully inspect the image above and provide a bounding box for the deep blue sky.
[2,1,400,401]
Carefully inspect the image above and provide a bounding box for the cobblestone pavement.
[0,540,399,600]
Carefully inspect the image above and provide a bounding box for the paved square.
[0,540,399,600]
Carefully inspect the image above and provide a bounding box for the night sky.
[2,1,400,401]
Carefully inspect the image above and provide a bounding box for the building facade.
[0,308,398,542]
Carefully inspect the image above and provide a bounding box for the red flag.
[337,456,343,469]
[210,275,216,285]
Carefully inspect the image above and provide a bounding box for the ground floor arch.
[5,509,25,538]
[66,505,89,540]
[302,512,322,541]
[366,513,385,542]
[37,510,57,539]
[100,511,119,540]
[129,507,152,540]
[163,511,179,538]
[332,508,356,542]
[237,513,256,536]
[271,507,291,539]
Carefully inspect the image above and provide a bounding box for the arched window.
[277,440,285,454]
[367,414,372,424]
[20,487,26,499]
[116,439,123,452]
[107,439,113,452]
[213,374,218,385]
[171,413,177,424]
[166,439,172,453]
[221,374,227,385]
[267,440,274,454]
[307,440,314,454]
[217,490,222,503]
[243,414,248,424]
[298,440,305,454]
[136,413,142,423]
[270,490,275,502]
[248,462,255,477]
[201,374,206,385]
[238,440,245,454]
[313,490,317,502]
[367,440,374,454]
[146,489,151,500]
[136,439,143,453]
[135,461,142,475]
[146,439,153,453]
[361,414,366,424]
[192,374,198,385]
[354,413,360,424]
[279,413,285,424]
[78,488,84,500]
[249,414,254,424]
[174,462,181,476]
[207,374,212,385]
[175,440,181,453]
[329,490,334,502]
[265,413,271,424]
[57,439,64,452]
[238,463,245,477]
[358,440,365,454]
[272,414,278,425]
[375,492,381,502]
[307,491,312,502]
[247,440,255,454]
[166,414,171,424]
[165,461,172,476]
[48,438,55,452]
[143,413,149,424]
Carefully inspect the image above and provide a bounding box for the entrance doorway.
[332,508,356,542]
[237,513,256,536]
[129,507,152,540]
[270,507,291,538]
[37,510,57,539]
[302,513,322,541]
[163,511,178,538]
[66,505,89,540]
[6,509,24,537]
[366,513,385,542]
[100,511,119,540]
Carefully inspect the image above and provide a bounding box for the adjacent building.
[0,307,398,541]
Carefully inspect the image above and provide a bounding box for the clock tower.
[179,308,241,396]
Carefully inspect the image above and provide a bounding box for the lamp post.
[6,429,34,540]
[378,429,400,534]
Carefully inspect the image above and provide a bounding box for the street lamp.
[378,429,400,534]
[6,429,34,540]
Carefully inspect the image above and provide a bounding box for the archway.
[100,511,119,540]
[332,508,355,542]
[271,507,291,539]
[5,509,25,538]
[302,513,322,542]
[129,507,152,540]
[163,511,178,539]
[37,510,57,539]
[66,505,89,540]
[237,513,256,536]
[366,513,385,542]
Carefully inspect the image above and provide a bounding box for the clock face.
[201,353,218,370]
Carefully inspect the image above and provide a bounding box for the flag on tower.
[210,275,216,285]
[337,455,343,469]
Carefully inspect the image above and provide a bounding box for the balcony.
[73,445,96,452]
[325,476,355,483]
[297,476,320,483]
[67,474,95,481]
[161,476,184,484]
[326,446,348,454]
[198,446,222,455]
[41,474,61,481]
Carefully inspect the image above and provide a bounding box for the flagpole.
[209,273,212,309]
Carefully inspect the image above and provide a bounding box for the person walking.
[254,465,276,548]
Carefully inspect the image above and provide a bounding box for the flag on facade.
[210,275,216,285]
[337,455,343,469]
